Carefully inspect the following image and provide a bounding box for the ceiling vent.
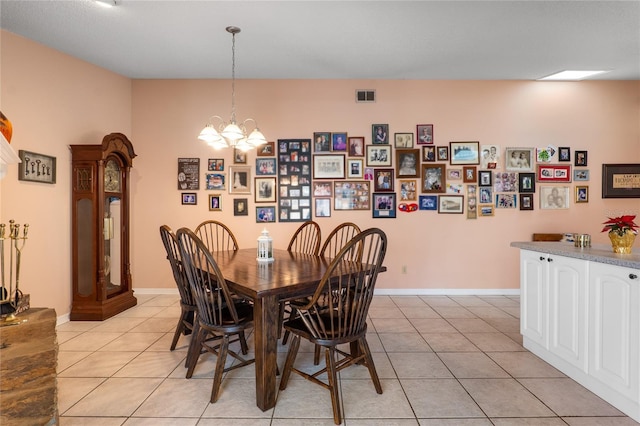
[356,90,375,103]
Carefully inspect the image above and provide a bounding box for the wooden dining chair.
[176,227,255,403]
[279,228,387,425]
[286,220,321,256]
[194,220,239,252]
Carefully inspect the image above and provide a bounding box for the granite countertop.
[511,241,640,270]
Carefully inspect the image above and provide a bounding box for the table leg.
[253,294,279,411]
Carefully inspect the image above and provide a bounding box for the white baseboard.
[132,287,520,296]
[133,288,179,295]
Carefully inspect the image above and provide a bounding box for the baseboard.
[132,287,520,296]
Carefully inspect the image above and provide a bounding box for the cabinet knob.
[630,274,638,280]
[539,256,545,261]
[547,257,553,262]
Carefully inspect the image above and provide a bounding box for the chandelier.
[198,26,267,152]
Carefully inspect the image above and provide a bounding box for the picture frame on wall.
[177,157,199,190]
[208,194,222,211]
[479,205,494,217]
[373,168,394,192]
[208,158,225,171]
[313,132,331,152]
[395,149,419,177]
[558,147,571,162]
[478,170,492,187]
[536,164,572,183]
[228,166,252,194]
[479,186,493,204]
[518,172,536,193]
[347,159,364,178]
[372,124,389,144]
[394,132,414,148]
[256,206,276,223]
[181,193,197,205]
[372,192,397,218]
[233,148,247,164]
[575,185,589,203]
[421,164,446,193]
[255,177,276,202]
[574,169,590,181]
[419,195,438,211]
[255,158,276,176]
[205,173,226,190]
[602,163,640,198]
[313,181,332,197]
[504,147,534,172]
[313,154,345,179]
[348,136,365,157]
[438,195,464,214]
[334,181,370,210]
[366,145,392,167]
[234,198,249,216]
[480,145,500,169]
[332,132,348,152]
[462,166,477,183]
[399,179,417,201]
[519,193,534,210]
[495,193,517,208]
[540,186,570,209]
[416,124,434,145]
[449,141,480,165]
[437,146,449,161]
[315,198,331,217]
[422,146,436,162]
[256,141,275,157]
[575,150,588,166]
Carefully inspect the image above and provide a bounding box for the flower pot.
[608,231,636,254]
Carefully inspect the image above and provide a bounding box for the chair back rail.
[320,222,361,261]
[159,225,195,306]
[287,220,321,256]
[194,220,239,252]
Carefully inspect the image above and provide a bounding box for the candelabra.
[1,220,29,324]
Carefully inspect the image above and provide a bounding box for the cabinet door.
[548,255,588,371]
[521,250,548,347]
[589,262,639,401]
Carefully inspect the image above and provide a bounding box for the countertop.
[511,241,640,270]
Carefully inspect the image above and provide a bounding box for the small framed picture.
[234,198,248,216]
[373,192,396,218]
[372,124,389,144]
[463,166,477,183]
[398,179,417,201]
[395,149,420,177]
[422,146,436,162]
[373,168,394,192]
[332,132,348,151]
[437,146,449,161]
[257,141,275,157]
[536,164,572,183]
[334,181,370,210]
[479,186,493,204]
[518,172,536,193]
[416,124,434,145]
[575,151,588,166]
[348,136,365,157]
[181,193,197,205]
[228,166,251,194]
[315,198,331,217]
[495,193,517,208]
[205,173,226,190]
[447,169,462,181]
[256,206,276,223]
[575,185,589,203]
[313,132,331,152]
[208,194,222,211]
[421,164,446,193]
[540,186,570,209]
[558,147,571,162]
[313,154,345,179]
[419,195,438,210]
[18,150,57,184]
[255,177,276,202]
[366,145,392,167]
[255,158,276,176]
[480,145,500,169]
[478,170,492,187]
[505,147,534,172]
[479,205,495,217]
[574,169,590,181]
[394,133,414,148]
[519,193,534,210]
[313,181,333,197]
[208,158,224,171]
[450,141,480,165]
[438,195,464,214]
[347,159,364,178]
[233,148,247,164]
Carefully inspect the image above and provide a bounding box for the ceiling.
[1,0,639,80]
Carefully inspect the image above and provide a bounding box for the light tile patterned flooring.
[56,294,639,425]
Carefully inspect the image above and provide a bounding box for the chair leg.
[325,347,342,425]
[359,337,382,394]
[210,335,230,403]
[185,323,204,376]
[281,304,298,345]
[170,315,185,351]
[278,334,300,390]
[313,344,321,365]
[238,330,249,355]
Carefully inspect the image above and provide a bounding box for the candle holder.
[257,228,274,263]
[1,220,29,325]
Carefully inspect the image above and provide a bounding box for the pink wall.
[2,30,639,319]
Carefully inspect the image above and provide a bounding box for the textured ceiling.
[1,0,639,80]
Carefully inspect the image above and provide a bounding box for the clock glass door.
[104,196,122,295]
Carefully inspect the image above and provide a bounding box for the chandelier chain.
[230,30,236,123]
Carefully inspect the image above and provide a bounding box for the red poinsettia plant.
[601,215,639,236]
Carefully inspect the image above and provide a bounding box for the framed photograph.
[479,186,493,204]
[437,146,449,161]
[347,159,364,178]
[278,138,313,222]
[558,147,571,162]
[234,198,249,216]
[348,136,365,157]
[255,177,276,202]
[537,164,572,183]
[480,145,500,169]
[602,164,640,198]
[494,172,518,192]
[463,166,477,183]
[334,181,370,210]
[17,150,57,184]
[519,193,534,210]
[364,167,374,181]
[419,195,438,211]
[575,185,589,203]
[479,205,495,217]
[536,146,556,163]
[313,132,331,152]
[540,186,570,209]
[373,168,394,192]
[450,141,480,165]
[518,172,536,193]
[315,198,331,217]
[422,146,436,162]
[372,124,389,144]
[229,166,251,194]
[467,185,477,219]
[313,154,345,179]
[366,145,392,167]
[313,181,332,197]
[332,132,348,152]
[205,173,226,190]
[256,206,276,223]
[395,149,419,177]
[255,158,276,176]
[575,150,588,166]
[421,164,446,193]
[233,148,247,164]
[257,141,275,157]
[208,194,222,211]
[478,170,492,187]
[394,132,414,148]
[373,192,396,218]
[399,179,417,201]
[416,124,434,145]
[574,169,590,181]
[177,157,199,190]
[208,158,225,171]
[438,195,464,214]
[181,193,197,205]
[448,169,462,180]
[504,147,534,172]
[496,193,517,208]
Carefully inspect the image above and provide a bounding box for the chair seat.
[283,314,366,346]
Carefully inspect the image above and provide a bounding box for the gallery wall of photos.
[178,123,590,222]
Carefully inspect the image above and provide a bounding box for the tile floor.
[56,294,639,425]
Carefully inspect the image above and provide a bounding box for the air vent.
[356,90,375,103]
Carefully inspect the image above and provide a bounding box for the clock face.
[105,159,121,192]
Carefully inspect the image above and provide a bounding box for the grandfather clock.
[70,133,137,320]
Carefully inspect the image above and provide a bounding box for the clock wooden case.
[70,133,137,320]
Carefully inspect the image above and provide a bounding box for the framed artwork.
[229,166,252,194]
[332,132,348,152]
[419,195,438,210]
[181,193,197,205]
[479,186,493,204]
[558,147,571,162]
[208,194,222,211]
[519,194,534,210]
[495,193,517,208]
[257,141,276,157]
[372,124,389,144]
[347,159,364,178]
[536,145,557,163]
[234,198,248,216]
[233,148,247,164]
[518,172,536,193]
[438,195,464,214]
[256,206,276,223]
[348,136,365,157]
[373,192,396,218]
[315,198,331,217]
[399,179,417,201]
[494,172,518,192]
[364,167,374,181]
[574,169,590,181]
[447,169,462,181]
[463,166,477,183]
[480,145,500,169]
[437,146,449,161]
[313,181,332,197]
[177,157,199,190]
[421,164,446,193]
[313,132,331,152]
[467,185,477,219]
[422,146,436,162]
[395,149,420,177]
[334,181,370,210]
[278,139,313,222]
[366,145,392,167]
[537,164,572,182]
[479,205,494,217]
[373,168,394,192]
[602,163,640,198]
[504,147,534,172]
[313,154,345,179]
[255,177,276,202]
[416,124,434,145]
[208,158,225,171]
[478,170,492,187]
[540,186,570,209]
[394,132,414,148]
[256,158,276,176]
[205,173,226,190]
[446,183,463,194]
[575,150,588,166]
[575,185,589,203]
[450,141,480,165]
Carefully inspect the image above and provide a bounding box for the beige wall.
[2,30,639,320]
